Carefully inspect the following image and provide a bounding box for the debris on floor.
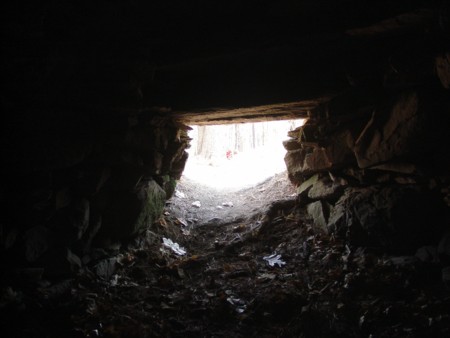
[175,190,186,198]
[263,253,286,267]
[161,238,187,256]
[1,172,449,338]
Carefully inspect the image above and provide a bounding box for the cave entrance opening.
[183,119,306,190]
[167,118,305,227]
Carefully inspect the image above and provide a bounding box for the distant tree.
[192,120,304,161]
[195,125,215,159]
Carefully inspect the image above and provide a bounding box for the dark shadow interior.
[1,1,450,337]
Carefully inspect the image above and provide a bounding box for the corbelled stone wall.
[284,85,450,254]
[2,109,190,277]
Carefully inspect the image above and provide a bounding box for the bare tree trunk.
[195,125,215,159]
[192,119,304,161]
[252,123,256,149]
[195,126,205,156]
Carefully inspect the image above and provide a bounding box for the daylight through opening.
[183,119,306,190]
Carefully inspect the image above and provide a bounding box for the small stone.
[93,257,117,279]
[162,238,186,256]
[306,200,332,233]
[175,190,186,198]
[222,201,233,207]
[207,217,221,224]
[175,217,188,227]
[192,201,201,208]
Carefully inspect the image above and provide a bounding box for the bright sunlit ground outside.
[183,119,306,190]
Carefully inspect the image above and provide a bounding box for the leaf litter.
[2,171,449,337]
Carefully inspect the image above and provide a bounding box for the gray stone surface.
[307,200,332,234]
[297,174,319,197]
[93,257,118,280]
[308,178,346,201]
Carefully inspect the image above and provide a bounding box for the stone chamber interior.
[1,1,450,337]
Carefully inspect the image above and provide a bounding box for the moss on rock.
[134,180,166,236]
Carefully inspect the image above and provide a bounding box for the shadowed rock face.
[1,1,449,276]
[2,0,448,121]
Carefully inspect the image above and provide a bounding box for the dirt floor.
[2,171,450,337]
[166,171,297,227]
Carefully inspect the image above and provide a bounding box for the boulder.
[308,177,346,201]
[307,200,333,234]
[297,174,319,197]
[283,139,302,151]
[155,174,177,199]
[285,147,332,182]
[285,127,356,183]
[287,123,324,142]
[322,129,356,168]
[326,187,370,239]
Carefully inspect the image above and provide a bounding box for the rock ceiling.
[2,0,448,124]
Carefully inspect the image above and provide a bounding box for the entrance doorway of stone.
[167,119,305,227]
[183,119,306,190]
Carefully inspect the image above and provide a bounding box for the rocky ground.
[1,172,450,337]
[166,171,296,226]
